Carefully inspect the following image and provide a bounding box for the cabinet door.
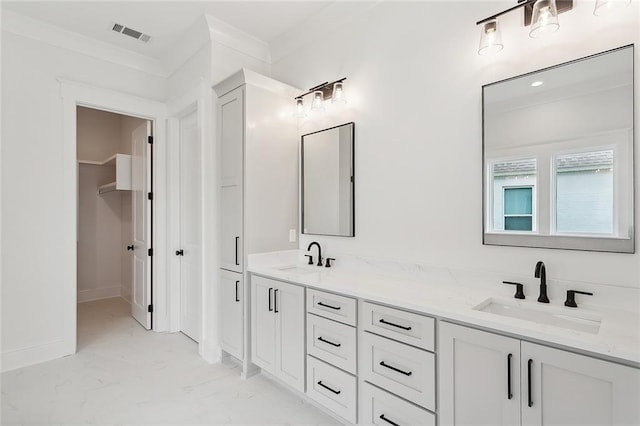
[439,322,521,426]
[251,276,276,371]
[219,270,243,360]
[219,87,244,272]
[522,342,640,426]
[275,280,305,392]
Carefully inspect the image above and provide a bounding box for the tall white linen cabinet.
[213,69,299,376]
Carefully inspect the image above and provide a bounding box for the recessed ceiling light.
[531,81,544,87]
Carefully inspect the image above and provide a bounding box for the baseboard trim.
[77,286,121,303]
[1,339,71,373]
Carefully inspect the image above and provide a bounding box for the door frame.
[60,79,168,356]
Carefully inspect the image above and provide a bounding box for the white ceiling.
[1,1,334,57]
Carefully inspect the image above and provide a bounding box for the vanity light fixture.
[311,91,325,111]
[593,0,632,16]
[478,20,504,56]
[293,78,347,116]
[476,0,572,55]
[295,98,307,118]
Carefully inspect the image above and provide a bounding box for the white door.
[219,87,244,273]
[522,342,640,426]
[219,270,243,360]
[178,111,201,341]
[251,276,276,371]
[274,280,305,393]
[439,322,521,426]
[131,121,152,329]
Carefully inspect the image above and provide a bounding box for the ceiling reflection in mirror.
[483,45,634,252]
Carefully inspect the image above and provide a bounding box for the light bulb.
[294,98,306,118]
[478,20,504,56]
[529,0,560,38]
[332,82,347,104]
[311,90,324,111]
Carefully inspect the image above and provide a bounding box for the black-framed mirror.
[482,45,634,253]
[301,122,355,237]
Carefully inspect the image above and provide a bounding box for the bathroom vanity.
[246,251,640,426]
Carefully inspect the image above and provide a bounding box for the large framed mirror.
[483,45,634,253]
[302,122,355,237]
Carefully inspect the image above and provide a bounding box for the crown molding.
[269,1,382,64]
[205,14,271,65]
[1,10,168,78]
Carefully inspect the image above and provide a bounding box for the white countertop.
[248,251,640,367]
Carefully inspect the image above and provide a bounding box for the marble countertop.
[248,251,640,367]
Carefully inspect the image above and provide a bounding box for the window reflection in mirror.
[302,122,355,237]
[483,45,634,252]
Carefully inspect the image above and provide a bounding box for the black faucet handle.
[564,290,593,308]
[503,281,525,299]
[305,254,314,265]
[325,258,335,268]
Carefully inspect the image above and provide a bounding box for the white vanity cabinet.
[359,302,437,424]
[305,289,358,424]
[251,275,305,392]
[214,70,299,366]
[439,322,640,426]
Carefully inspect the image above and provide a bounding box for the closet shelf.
[79,153,132,195]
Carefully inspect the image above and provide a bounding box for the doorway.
[76,106,153,335]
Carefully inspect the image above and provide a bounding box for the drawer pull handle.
[317,381,341,395]
[317,301,341,310]
[317,336,341,347]
[379,361,412,376]
[380,414,400,426]
[268,288,273,312]
[379,318,412,331]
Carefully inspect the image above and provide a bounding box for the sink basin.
[276,265,320,275]
[474,298,602,334]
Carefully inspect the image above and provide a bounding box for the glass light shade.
[478,20,504,55]
[332,81,347,104]
[311,90,325,111]
[529,0,560,38]
[294,98,306,118]
[594,0,631,16]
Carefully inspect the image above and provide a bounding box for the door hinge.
[148,248,153,256]
[148,192,153,200]
[148,304,153,313]
[148,135,153,144]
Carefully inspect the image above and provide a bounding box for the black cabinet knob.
[127,245,134,251]
[503,281,525,299]
[176,249,184,256]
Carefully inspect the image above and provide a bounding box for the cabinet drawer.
[360,382,436,426]
[361,332,435,411]
[307,288,356,326]
[362,302,434,351]
[307,314,357,375]
[306,356,357,424]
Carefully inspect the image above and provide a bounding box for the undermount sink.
[474,298,602,334]
[276,265,320,275]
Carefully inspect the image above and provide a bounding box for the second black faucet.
[307,241,323,267]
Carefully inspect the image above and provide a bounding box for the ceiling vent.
[111,23,151,43]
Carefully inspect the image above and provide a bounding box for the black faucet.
[307,241,323,267]
[534,261,549,303]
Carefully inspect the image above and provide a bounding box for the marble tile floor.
[1,297,340,425]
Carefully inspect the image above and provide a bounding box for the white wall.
[271,1,640,290]
[1,26,165,370]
